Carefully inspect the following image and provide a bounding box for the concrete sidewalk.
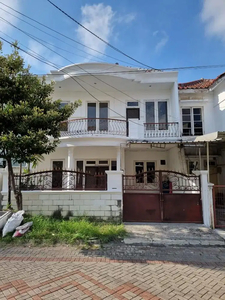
[123,223,225,246]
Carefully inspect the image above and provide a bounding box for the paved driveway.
[0,245,225,300]
[124,223,225,246]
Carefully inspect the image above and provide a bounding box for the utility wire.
[0,18,178,121]
[46,0,157,70]
[1,2,225,73]
[0,6,118,64]
[0,2,141,67]
[0,36,145,128]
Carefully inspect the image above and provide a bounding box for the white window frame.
[145,100,169,123]
[50,159,65,170]
[86,102,109,119]
[181,107,204,136]
[134,160,157,174]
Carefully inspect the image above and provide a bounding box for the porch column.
[117,147,121,171]
[193,170,214,227]
[67,147,74,170]
[67,147,74,189]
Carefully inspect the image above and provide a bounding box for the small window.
[127,101,139,107]
[86,161,96,165]
[60,102,69,108]
[0,159,6,168]
[146,162,155,183]
[135,162,144,183]
[160,160,166,165]
[111,161,117,171]
[99,160,108,165]
[77,161,83,172]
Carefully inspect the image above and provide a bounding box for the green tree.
[0,42,80,210]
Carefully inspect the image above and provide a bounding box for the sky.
[0,0,225,83]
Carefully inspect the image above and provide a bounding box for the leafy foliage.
[0,42,80,209]
[0,42,79,163]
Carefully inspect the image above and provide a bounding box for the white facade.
[1,63,225,221]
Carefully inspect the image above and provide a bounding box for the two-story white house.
[1,63,225,224]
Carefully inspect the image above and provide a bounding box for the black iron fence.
[15,170,107,191]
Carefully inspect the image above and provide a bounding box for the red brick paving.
[0,246,225,299]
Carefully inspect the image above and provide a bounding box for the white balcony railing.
[144,122,180,138]
[60,118,127,137]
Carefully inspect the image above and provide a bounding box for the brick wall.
[1,191,122,221]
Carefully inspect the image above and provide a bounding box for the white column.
[193,170,213,227]
[208,183,215,228]
[67,147,74,189]
[121,147,125,172]
[171,82,180,125]
[67,147,74,170]
[117,146,121,171]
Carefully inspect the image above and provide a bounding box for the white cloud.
[0,0,20,33]
[201,0,225,42]
[116,13,136,24]
[76,4,135,57]
[24,40,63,73]
[77,4,114,57]
[153,31,169,53]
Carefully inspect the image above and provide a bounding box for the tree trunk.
[7,162,11,208]
[7,158,23,210]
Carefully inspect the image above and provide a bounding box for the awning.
[194,131,225,142]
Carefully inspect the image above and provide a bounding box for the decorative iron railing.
[144,122,180,138]
[123,170,200,193]
[60,118,127,137]
[14,170,107,191]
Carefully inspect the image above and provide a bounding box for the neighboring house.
[1,63,225,225]
[179,73,225,186]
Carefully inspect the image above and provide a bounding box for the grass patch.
[0,215,126,246]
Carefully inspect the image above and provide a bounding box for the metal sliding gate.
[213,185,225,228]
[123,170,203,223]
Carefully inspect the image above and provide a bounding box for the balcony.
[144,122,180,138]
[60,118,127,137]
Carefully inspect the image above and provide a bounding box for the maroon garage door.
[123,171,203,223]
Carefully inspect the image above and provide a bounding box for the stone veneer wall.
[1,191,122,221]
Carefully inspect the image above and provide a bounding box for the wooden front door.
[85,166,108,189]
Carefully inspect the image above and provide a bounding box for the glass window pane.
[194,115,201,121]
[146,102,155,123]
[99,103,108,131]
[111,161,117,171]
[87,103,96,130]
[183,116,191,122]
[127,102,139,106]
[193,108,201,114]
[147,162,155,183]
[158,102,168,124]
[182,108,191,115]
[135,162,144,183]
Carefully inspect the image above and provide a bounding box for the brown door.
[52,161,63,189]
[85,166,108,189]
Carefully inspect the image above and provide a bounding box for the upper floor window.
[182,107,203,136]
[145,101,168,130]
[87,102,108,131]
[127,101,139,107]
